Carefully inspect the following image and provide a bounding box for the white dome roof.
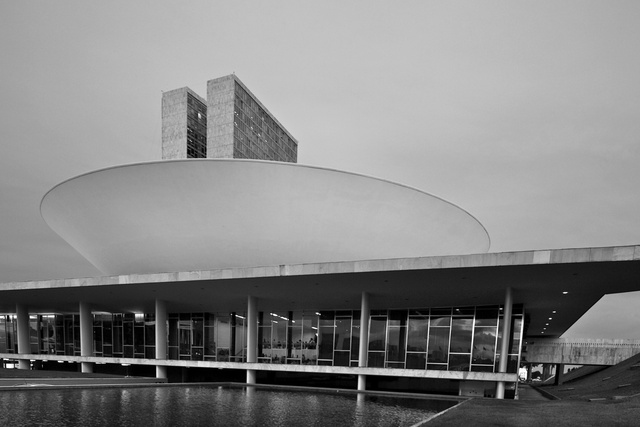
[41,159,490,275]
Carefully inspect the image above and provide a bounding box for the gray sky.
[1,1,639,338]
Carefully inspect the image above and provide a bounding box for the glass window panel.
[367,351,385,368]
[510,317,522,354]
[471,365,494,373]
[145,324,155,346]
[124,322,134,346]
[472,327,496,365]
[216,317,231,349]
[192,319,203,347]
[204,313,215,327]
[407,318,428,352]
[406,353,426,369]
[93,325,102,354]
[388,310,407,327]
[318,328,334,360]
[334,351,349,367]
[192,347,203,360]
[334,318,351,351]
[450,318,473,353]
[453,307,475,316]
[449,354,470,371]
[113,326,123,354]
[145,347,155,359]
[507,355,519,373]
[168,347,178,359]
[289,323,304,350]
[427,327,449,363]
[427,363,447,371]
[496,316,524,355]
[430,316,450,327]
[386,362,404,369]
[179,327,190,355]
[495,354,520,373]
[409,310,428,316]
[0,318,6,353]
[319,311,334,327]
[430,308,451,317]
[168,319,178,347]
[134,325,144,353]
[259,325,271,349]
[272,320,286,349]
[204,327,216,355]
[350,318,360,361]
[103,320,112,346]
[386,326,406,362]
[124,345,133,358]
[368,317,387,351]
[234,318,245,359]
[475,306,499,326]
[302,313,318,349]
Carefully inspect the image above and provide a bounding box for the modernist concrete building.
[162,75,298,162]
[1,76,639,400]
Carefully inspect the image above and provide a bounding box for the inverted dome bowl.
[41,159,490,275]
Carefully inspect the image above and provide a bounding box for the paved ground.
[517,384,549,400]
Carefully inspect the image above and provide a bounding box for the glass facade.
[186,93,207,158]
[0,305,523,374]
[232,82,298,163]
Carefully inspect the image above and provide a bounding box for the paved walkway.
[517,384,549,400]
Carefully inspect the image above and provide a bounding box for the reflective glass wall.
[0,304,523,374]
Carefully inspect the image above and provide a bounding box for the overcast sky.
[1,1,639,338]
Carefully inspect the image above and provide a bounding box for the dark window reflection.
[449,354,470,371]
[450,318,472,353]
[407,318,428,352]
[427,327,449,363]
[472,327,496,364]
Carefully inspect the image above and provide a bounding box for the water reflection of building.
[1,75,639,399]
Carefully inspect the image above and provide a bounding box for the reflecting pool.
[0,386,455,426]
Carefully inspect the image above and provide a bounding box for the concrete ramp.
[523,338,640,365]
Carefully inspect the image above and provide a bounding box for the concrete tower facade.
[161,75,298,162]
[161,87,207,159]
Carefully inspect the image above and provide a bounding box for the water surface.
[0,386,453,426]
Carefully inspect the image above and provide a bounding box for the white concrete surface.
[40,159,490,275]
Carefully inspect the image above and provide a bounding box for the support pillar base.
[247,369,256,385]
[156,365,167,379]
[357,374,366,391]
[81,362,94,373]
[18,359,30,370]
[495,381,505,399]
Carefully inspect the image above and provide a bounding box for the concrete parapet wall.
[0,353,516,383]
[523,338,640,365]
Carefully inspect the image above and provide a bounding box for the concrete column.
[79,302,94,373]
[155,299,168,379]
[246,295,258,384]
[554,364,564,386]
[495,287,513,399]
[16,304,30,370]
[542,364,553,381]
[357,292,370,391]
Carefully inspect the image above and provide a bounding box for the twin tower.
[161,74,298,163]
